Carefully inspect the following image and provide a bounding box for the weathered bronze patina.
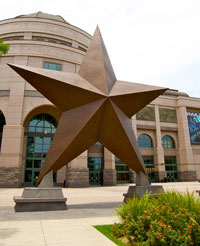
[8,27,167,185]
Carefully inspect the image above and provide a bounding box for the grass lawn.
[94,224,126,246]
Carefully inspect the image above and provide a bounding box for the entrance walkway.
[0,182,200,245]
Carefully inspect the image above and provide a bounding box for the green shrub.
[116,193,151,221]
[112,191,200,245]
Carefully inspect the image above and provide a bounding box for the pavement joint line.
[40,220,47,246]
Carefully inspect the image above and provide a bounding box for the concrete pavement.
[0,182,200,245]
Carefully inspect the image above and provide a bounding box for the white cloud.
[0,0,200,97]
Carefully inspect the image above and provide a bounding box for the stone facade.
[103,169,117,186]
[65,167,89,187]
[0,12,200,187]
[0,167,21,187]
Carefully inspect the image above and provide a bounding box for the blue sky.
[1,0,200,97]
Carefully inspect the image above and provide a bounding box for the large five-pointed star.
[8,27,167,185]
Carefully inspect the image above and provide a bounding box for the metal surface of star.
[8,27,167,185]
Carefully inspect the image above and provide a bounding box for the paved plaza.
[0,182,200,245]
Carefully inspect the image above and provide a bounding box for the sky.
[1,0,200,98]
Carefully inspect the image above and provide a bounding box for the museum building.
[0,12,200,187]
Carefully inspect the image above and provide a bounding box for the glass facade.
[25,114,57,185]
[44,61,61,71]
[143,155,156,182]
[138,134,153,148]
[165,156,178,181]
[88,157,103,185]
[115,157,130,183]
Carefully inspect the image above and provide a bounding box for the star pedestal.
[14,172,67,212]
[123,185,164,202]
[123,172,164,202]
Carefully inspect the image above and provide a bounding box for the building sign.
[146,167,156,172]
[187,111,200,144]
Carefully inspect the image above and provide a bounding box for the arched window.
[162,135,175,149]
[0,112,6,151]
[25,113,57,185]
[28,113,57,133]
[137,134,153,148]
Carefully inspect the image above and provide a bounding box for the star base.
[14,187,67,212]
[13,172,67,212]
[123,185,164,202]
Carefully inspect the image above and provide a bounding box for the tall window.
[25,113,57,185]
[0,112,6,151]
[137,134,153,148]
[162,135,175,149]
[115,157,130,183]
[44,61,61,71]
[143,155,156,182]
[164,156,178,181]
[88,157,103,185]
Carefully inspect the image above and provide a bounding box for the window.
[115,157,130,183]
[48,39,56,43]
[88,157,103,185]
[28,113,57,134]
[143,155,156,182]
[36,38,44,42]
[60,41,72,47]
[25,113,57,185]
[164,156,178,181]
[162,135,175,149]
[44,62,61,71]
[137,134,153,148]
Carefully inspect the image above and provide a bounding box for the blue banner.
[187,112,200,144]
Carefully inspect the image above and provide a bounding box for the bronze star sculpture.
[8,27,167,186]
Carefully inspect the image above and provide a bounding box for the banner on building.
[187,111,200,144]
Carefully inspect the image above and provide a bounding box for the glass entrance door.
[88,157,103,185]
[164,156,178,182]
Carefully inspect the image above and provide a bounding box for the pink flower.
[157,237,160,240]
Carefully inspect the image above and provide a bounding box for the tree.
[0,39,10,56]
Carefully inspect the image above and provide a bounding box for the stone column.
[176,105,196,181]
[155,105,166,181]
[103,148,116,186]
[65,151,89,187]
[0,56,27,187]
[0,125,24,187]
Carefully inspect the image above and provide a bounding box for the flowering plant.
[112,191,200,245]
